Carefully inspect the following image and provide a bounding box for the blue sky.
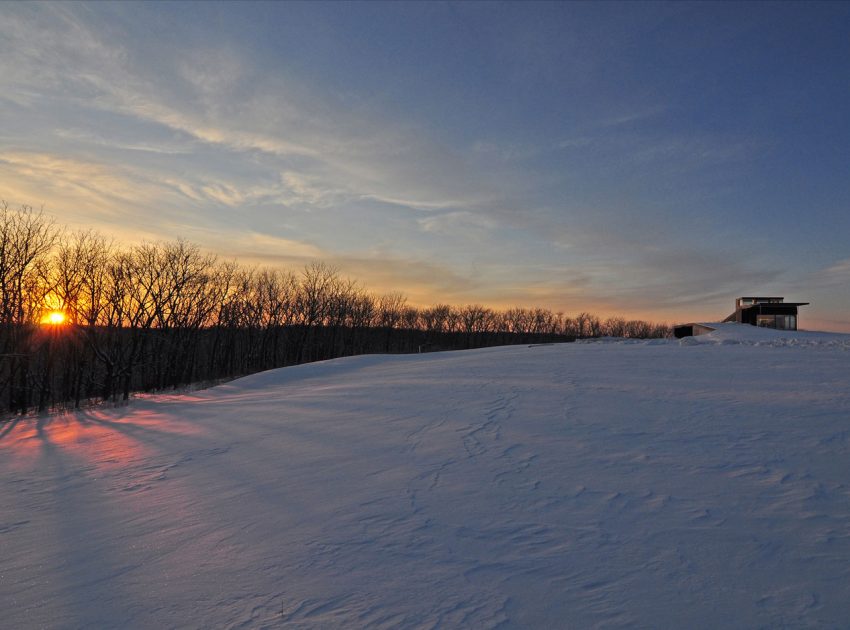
[2,1,849,329]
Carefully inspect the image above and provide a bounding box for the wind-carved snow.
[2,325,850,628]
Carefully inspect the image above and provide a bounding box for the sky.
[1,2,849,330]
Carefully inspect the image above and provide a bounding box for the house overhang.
[739,302,809,309]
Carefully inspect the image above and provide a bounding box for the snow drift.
[2,324,850,628]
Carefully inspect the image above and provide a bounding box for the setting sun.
[41,310,67,326]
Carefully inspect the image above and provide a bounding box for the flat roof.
[739,302,809,307]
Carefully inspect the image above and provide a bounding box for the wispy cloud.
[0,151,161,210]
[822,258,850,280]
[417,211,497,235]
[0,5,493,217]
[54,128,192,155]
[597,104,668,129]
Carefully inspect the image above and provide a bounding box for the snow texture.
[2,323,850,628]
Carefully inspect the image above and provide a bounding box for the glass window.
[775,315,796,330]
[757,315,775,327]
[776,315,797,330]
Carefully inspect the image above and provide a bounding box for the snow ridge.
[2,331,850,627]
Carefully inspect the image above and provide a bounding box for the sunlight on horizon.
[40,310,67,326]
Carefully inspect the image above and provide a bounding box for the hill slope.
[3,326,850,628]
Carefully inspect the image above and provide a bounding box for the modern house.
[673,296,809,338]
[722,297,809,330]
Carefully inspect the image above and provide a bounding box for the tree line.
[0,203,670,416]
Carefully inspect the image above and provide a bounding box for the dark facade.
[673,324,716,338]
[722,297,809,330]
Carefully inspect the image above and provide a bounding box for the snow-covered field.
[2,323,850,628]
